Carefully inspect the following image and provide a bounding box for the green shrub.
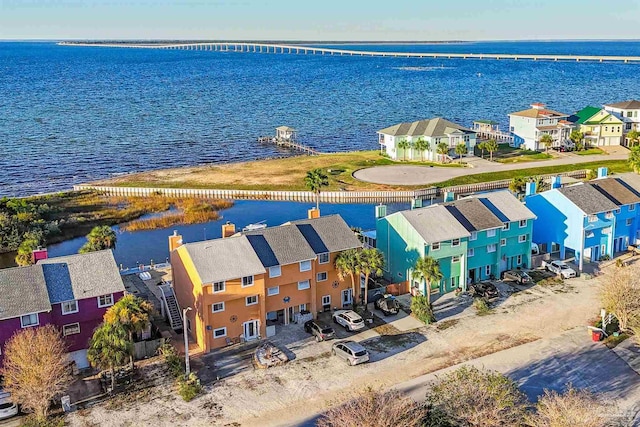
[411,295,436,324]
[158,342,184,378]
[177,373,202,402]
[473,298,492,316]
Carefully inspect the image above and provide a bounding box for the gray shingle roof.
[615,173,640,197]
[400,205,471,244]
[0,265,51,321]
[184,235,266,284]
[557,183,619,214]
[442,198,504,232]
[590,177,640,206]
[378,117,474,137]
[470,190,537,222]
[288,215,362,254]
[245,224,317,267]
[40,250,125,303]
[604,100,640,110]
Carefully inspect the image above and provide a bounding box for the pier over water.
[59,41,640,63]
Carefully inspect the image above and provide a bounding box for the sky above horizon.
[1,0,639,41]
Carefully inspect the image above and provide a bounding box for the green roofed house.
[375,190,536,297]
[377,117,477,162]
[568,106,623,147]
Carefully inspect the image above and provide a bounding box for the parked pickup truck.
[542,260,577,279]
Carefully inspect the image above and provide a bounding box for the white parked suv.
[544,260,577,278]
[332,310,365,332]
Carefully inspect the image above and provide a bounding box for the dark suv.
[304,320,336,342]
[469,281,500,300]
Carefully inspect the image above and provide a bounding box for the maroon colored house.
[0,250,125,369]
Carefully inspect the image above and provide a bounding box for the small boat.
[243,221,267,232]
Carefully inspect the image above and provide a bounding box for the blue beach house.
[376,191,535,297]
[526,168,640,271]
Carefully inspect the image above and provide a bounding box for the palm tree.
[629,146,640,173]
[88,322,132,392]
[477,141,487,159]
[414,137,430,161]
[79,225,117,254]
[304,168,329,211]
[454,143,467,164]
[485,139,499,161]
[570,130,584,150]
[509,176,527,196]
[359,248,384,305]
[539,133,553,152]
[627,130,640,147]
[335,249,361,307]
[411,255,443,304]
[436,142,449,163]
[104,295,154,370]
[397,139,411,161]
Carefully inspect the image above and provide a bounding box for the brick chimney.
[32,247,48,264]
[168,230,183,252]
[308,207,320,219]
[222,222,236,238]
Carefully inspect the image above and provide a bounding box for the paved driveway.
[397,328,640,423]
[353,149,628,186]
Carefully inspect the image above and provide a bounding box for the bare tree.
[600,265,640,331]
[318,387,427,427]
[529,385,614,427]
[426,366,528,427]
[0,325,72,422]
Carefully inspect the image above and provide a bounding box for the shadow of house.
[360,332,427,363]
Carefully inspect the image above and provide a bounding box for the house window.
[452,239,460,247]
[605,211,614,219]
[20,313,39,328]
[318,253,330,264]
[63,323,80,336]
[627,218,633,226]
[467,248,474,257]
[213,327,227,338]
[317,272,328,282]
[616,209,621,214]
[470,231,477,241]
[485,266,491,276]
[588,215,598,223]
[519,219,527,228]
[517,255,523,265]
[212,302,225,313]
[487,229,497,237]
[267,286,280,296]
[242,276,254,287]
[61,300,78,315]
[452,256,461,263]
[98,294,114,308]
[431,242,440,251]
[269,266,281,278]
[503,222,510,231]
[298,280,311,290]
[299,304,307,312]
[487,244,497,253]
[500,238,507,247]
[246,295,258,306]
[518,234,527,243]
[630,204,636,211]
[322,295,331,305]
[299,260,312,272]
[213,281,226,293]
[451,278,456,287]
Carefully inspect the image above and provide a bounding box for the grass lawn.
[490,144,553,164]
[94,151,463,192]
[575,148,606,156]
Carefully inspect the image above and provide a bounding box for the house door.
[243,320,260,341]
[593,245,600,261]
[341,289,352,307]
[468,269,476,283]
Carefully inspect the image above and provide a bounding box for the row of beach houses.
[378,99,640,160]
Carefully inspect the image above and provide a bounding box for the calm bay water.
[1,40,640,197]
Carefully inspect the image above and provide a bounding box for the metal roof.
[184,235,266,284]
[378,117,474,138]
[557,183,619,215]
[288,215,362,254]
[400,205,471,244]
[0,265,51,321]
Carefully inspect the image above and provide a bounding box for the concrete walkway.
[354,148,628,186]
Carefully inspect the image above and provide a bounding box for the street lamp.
[183,306,193,377]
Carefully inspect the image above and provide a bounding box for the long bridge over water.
[59,41,640,63]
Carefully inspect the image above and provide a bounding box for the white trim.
[299,260,312,272]
[20,312,39,328]
[316,272,328,282]
[500,238,507,247]
[467,248,474,257]
[322,295,331,305]
[267,286,280,296]
[269,266,281,278]
[452,255,461,263]
[246,295,258,306]
[212,281,226,293]
[518,234,527,243]
[61,300,79,315]
[212,302,225,313]
[318,253,330,264]
[487,244,497,253]
[502,222,510,231]
[431,242,440,251]
[469,231,477,241]
[97,294,114,308]
[451,238,460,247]
[519,219,527,228]
[298,280,311,290]
[213,327,227,338]
[62,322,80,336]
[241,275,254,288]
[487,229,497,237]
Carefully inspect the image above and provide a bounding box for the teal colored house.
[376,190,536,297]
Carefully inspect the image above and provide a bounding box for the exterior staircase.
[159,284,183,331]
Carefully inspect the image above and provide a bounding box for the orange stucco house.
[170,213,362,352]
